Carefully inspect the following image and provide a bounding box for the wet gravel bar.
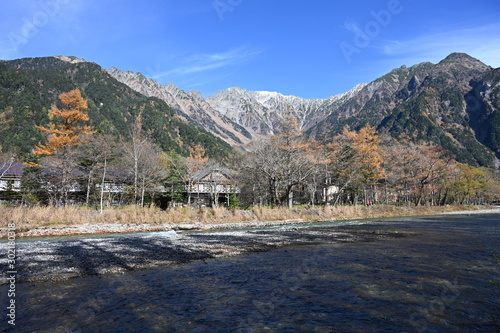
[0,223,417,283]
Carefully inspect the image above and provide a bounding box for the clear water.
[2,214,500,332]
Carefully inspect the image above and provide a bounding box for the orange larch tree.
[328,125,385,205]
[34,89,94,156]
[32,89,94,205]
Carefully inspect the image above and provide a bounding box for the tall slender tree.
[122,114,168,206]
[123,114,148,204]
[76,133,118,210]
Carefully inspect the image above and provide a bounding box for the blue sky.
[1,0,499,99]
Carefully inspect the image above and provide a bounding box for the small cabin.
[187,166,238,207]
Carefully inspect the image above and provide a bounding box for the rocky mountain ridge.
[106,67,253,146]
[107,67,366,141]
[205,83,367,135]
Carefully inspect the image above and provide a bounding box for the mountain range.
[108,53,500,167]
[1,53,499,167]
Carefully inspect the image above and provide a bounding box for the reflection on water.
[2,214,500,332]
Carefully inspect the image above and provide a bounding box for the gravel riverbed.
[0,224,416,284]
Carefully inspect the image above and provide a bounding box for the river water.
[2,214,500,332]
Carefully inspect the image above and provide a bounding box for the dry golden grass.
[0,203,490,235]
[0,205,196,232]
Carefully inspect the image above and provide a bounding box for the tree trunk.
[86,168,93,206]
[187,180,192,205]
[100,154,107,214]
[133,155,138,204]
[140,178,146,207]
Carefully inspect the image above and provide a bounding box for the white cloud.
[151,46,264,80]
[379,24,500,68]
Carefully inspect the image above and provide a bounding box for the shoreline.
[1,205,499,240]
[438,208,500,215]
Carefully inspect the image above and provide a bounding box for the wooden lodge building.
[185,166,238,207]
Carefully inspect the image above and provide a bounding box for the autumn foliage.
[34,89,93,156]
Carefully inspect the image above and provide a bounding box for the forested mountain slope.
[308,53,500,167]
[0,56,232,158]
